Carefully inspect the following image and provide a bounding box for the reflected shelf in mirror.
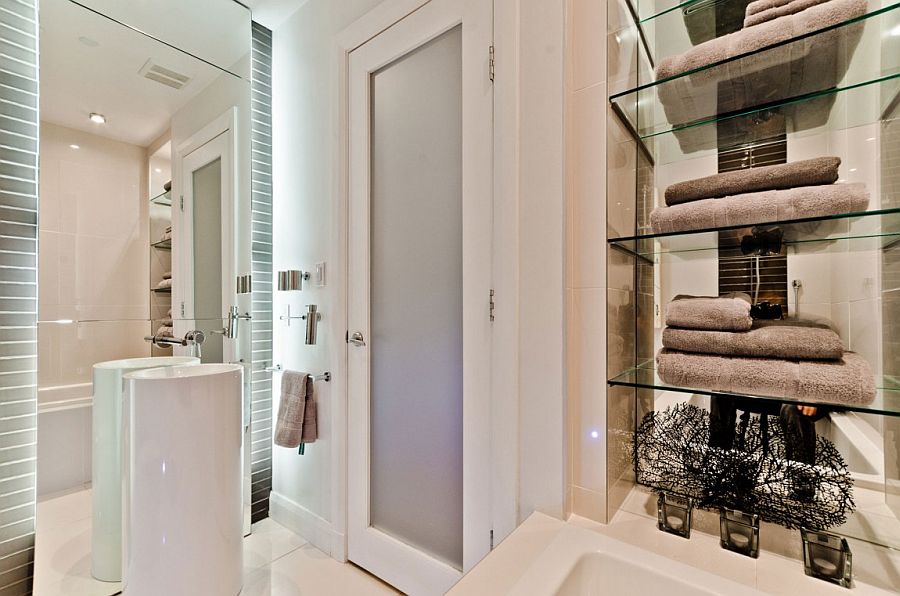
[150,190,172,207]
[151,238,171,250]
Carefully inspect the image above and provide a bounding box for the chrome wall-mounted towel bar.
[262,364,331,382]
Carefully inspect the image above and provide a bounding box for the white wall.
[269,0,567,558]
[37,122,149,496]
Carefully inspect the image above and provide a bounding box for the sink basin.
[123,363,244,596]
[91,356,199,582]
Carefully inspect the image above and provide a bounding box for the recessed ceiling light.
[849,168,857,172]
[78,36,99,47]
[69,144,80,149]
[89,113,106,124]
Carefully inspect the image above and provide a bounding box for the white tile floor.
[34,489,400,596]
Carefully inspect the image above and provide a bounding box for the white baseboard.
[269,491,346,562]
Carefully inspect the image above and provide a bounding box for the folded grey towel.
[656,349,875,405]
[655,0,866,152]
[656,0,865,80]
[162,271,172,280]
[274,371,317,448]
[666,293,753,332]
[664,157,840,206]
[155,277,173,289]
[650,183,869,234]
[745,0,832,27]
[662,319,844,360]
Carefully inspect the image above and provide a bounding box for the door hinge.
[180,195,184,211]
[488,45,495,83]
[489,289,495,322]
[490,529,494,550]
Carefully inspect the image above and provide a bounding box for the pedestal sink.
[91,356,199,582]
[122,363,244,596]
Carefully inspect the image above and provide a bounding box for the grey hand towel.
[274,371,317,448]
[650,183,869,235]
[656,349,876,405]
[662,319,844,360]
[666,293,753,331]
[745,0,833,27]
[664,157,840,206]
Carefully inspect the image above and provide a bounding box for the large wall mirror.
[22,1,258,593]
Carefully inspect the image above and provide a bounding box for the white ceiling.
[40,0,250,147]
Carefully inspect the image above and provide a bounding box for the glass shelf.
[609,363,900,417]
[610,2,900,153]
[151,287,171,294]
[151,238,171,250]
[609,206,900,255]
[150,190,172,207]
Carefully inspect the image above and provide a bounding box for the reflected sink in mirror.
[91,356,199,582]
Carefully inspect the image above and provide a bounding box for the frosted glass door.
[348,0,493,591]
[191,157,224,364]
[369,26,463,569]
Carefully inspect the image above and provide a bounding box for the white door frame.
[173,107,239,339]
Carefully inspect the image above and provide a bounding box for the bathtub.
[504,522,759,596]
[821,411,884,491]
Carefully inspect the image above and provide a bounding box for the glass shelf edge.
[608,368,900,418]
[607,207,900,245]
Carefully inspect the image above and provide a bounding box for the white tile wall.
[37,122,150,496]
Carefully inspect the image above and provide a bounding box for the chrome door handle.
[348,331,366,346]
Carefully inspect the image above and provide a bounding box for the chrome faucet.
[144,330,206,358]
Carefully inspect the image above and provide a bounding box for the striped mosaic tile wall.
[250,21,274,524]
[0,0,38,593]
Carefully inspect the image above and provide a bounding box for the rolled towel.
[274,371,317,448]
[666,293,753,332]
[155,278,173,289]
[156,325,174,337]
[662,319,844,360]
[158,317,173,326]
[650,183,869,234]
[162,271,172,280]
[664,157,840,206]
[745,0,833,27]
[656,349,875,405]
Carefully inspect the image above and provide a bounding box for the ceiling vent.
[139,59,191,90]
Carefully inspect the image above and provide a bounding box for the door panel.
[347,0,493,594]
[369,25,464,568]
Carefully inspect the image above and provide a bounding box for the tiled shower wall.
[250,21,274,524]
[0,0,38,592]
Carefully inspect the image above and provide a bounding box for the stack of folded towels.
[656,0,866,152]
[156,308,173,339]
[656,292,875,405]
[650,156,869,234]
[160,225,172,243]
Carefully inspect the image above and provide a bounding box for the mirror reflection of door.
[176,125,236,366]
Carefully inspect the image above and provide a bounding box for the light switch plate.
[315,262,326,287]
